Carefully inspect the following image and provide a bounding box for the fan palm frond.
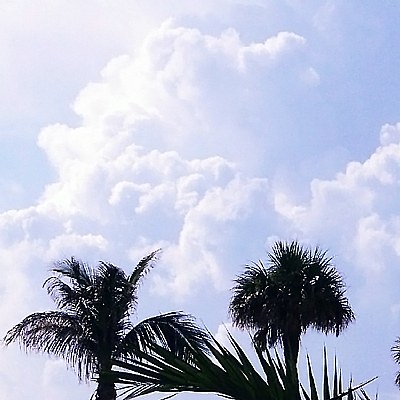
[230,241,354,362]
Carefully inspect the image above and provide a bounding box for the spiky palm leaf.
[111,333,375,400]
[113,332,296,400]
[301,348,377,400]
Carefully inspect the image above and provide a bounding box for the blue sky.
[2,1,400,399]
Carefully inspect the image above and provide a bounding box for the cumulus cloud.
[274,122,400,304]
[0,17,318,400]
[152,175,269,298]
[24,21,313,300]
[37,21,312,166]
[380,122,400,146]
[235,30,306,71]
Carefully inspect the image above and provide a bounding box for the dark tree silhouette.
[229,240,354,395]
[391,338,400,387]
[3,250,208,400]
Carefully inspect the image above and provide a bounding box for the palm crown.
[3,250,208,400]
[229,241,354,376]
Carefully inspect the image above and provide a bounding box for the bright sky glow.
[2,1,400,399]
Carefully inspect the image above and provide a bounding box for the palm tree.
[3,250,209,400]
[229,240,354,393]
[391,338,400,387]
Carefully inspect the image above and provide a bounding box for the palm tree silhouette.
[229,240,354,395]
[391,338,400,387]
[3,250,208,400]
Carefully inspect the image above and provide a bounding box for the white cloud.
[274,122,400,299]
[238,31,306,70]
[214,322,235,348]
[151,174,269,299]
[0,14,320,400]
[37,21,312,166]
[380,123,400,146]
[27,22,312,299]
[0,32,314,400]
[46,233,108,261]
[0,242,37,324]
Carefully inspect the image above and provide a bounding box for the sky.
[2,0,400,399]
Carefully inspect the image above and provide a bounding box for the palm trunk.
[96,380,116,400]
[96,364,116,400]
[282,331,301,400]
[96,344,116,400]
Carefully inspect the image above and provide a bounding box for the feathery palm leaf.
[121,312,209,361]
[129,249,161,287]
[3,311,97,380]
[3,251,208,400]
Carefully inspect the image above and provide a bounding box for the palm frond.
[111,333,376,400]
[5,250,210,397]
[391,337,400,386]
[44,258,97,315]
[3,311,97,381]
[129,249,161,287]
[230,240,354,361]
[303,350,377,400]
[51,257,95,287]
[94,262,133,321]
[120,312,210,362]
[113,333,279,400]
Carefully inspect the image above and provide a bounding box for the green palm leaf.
[111,333,376,400]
